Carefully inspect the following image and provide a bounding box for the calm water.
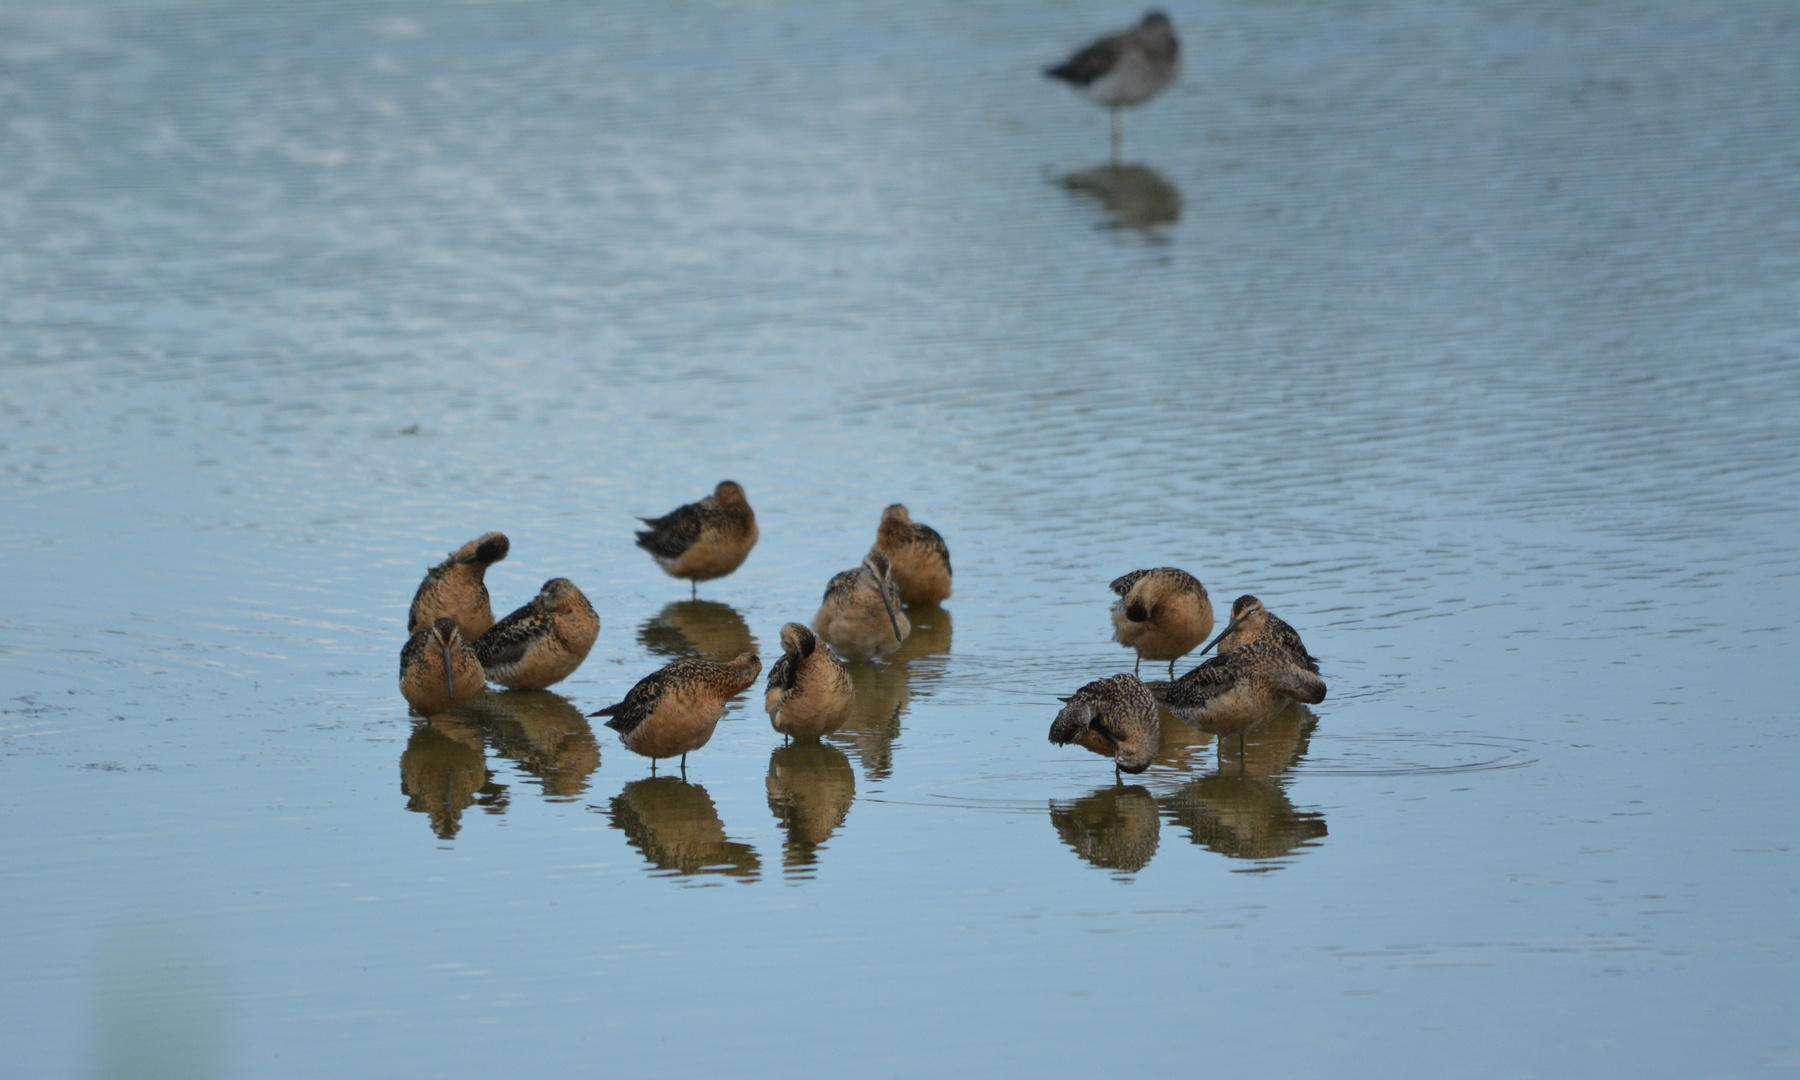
[3,1,1796,1076]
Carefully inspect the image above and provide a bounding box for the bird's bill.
[441,641,458,703]
[880,589,903,644]
[1201,617,1245,655]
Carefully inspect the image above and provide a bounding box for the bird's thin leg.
[1110,109,1121,164]
[690,581,698,600]
[1133,655,1142,676]
[680,753,688,779]
[1168,659,1176,679]
[651,758,658,776]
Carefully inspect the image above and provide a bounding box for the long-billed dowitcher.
[1202,594,1320,673]
[1045,10,1181,162]
[399,617,487,716]
[813,551,910,662]
[765,622,855,741]
[408,532,510,638]
[589,652,762,774]
[634,480,759,597]
[871,503,953,607]
[472,577,600,691]
[1110,566,1214,677]
[1150,641,1327,757]
[1049,672,1161,777]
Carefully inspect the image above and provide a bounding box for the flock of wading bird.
[398,480,1326,780]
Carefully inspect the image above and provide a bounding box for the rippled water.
[3,1,1796,1076]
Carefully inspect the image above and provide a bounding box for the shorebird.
[589,652,762,774]
[1045,10,1182,162]
[870,503,953,607]
[813,551,910,661]
[399,617,487,716]
[765,622,855,741]
[408,532,510,638]
[1110,567,1214,677]
[1150,641,1327,757]
[1202,594,1321,673]
[634,480,759,597]
[472,577,600,690]
[1048,672,1161,777]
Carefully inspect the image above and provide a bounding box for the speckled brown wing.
[635,501,707,560]
[471,601,546,674]
[1149,652,1240,711]
[1266,614,1321,674]
[1109,569,1149,597]
[907,522,952,579]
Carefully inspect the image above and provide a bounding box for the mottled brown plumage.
[399,617,487,716]
[1048,672,1161,776]
[814,551,910,661]
[765,622,855,740]
[472,577,600,690]
[634,481,758,592]
[1150,641,1327,751]
[871,503,952,607]
[1110,566,1214,677]
[1203,594,1320,673]
[590,652,762,771]
[407,532,510,638]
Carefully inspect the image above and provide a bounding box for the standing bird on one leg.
[1049,673,1161,779]
[634,481,759,597]
[765,623,855,742]
[1109,567,1214,678]
[589,653,762,775]
[870,503,952,608]
[1201,594,1321,673]
[472,577,601,691]
[1045,10,1181,163]
[813,551,910,662]
[408,532,510,638]
[1150,641,1327,758]
[400,617,487,716]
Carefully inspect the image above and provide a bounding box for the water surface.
[2,1,1795,1076]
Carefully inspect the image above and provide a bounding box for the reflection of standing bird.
[1110,567,1214,677]
[1202,594,1320,673]
[1045,10,1181,162]
[814,552,910,661]
[589,653,762,773]
[634,481,758,596]
[1049,672,1161,777]
[408,532,510,638]
[1151,641,1327,756]
[473,578,600,690]
[766,741,857,874]
[1049,785,1161,874]
[399,617,487,715]
[871,504,952,607]
[766,623,855,741]
[399,718,490,840]
[606,777,761,880]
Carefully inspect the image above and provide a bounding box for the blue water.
[2,1,1795,1076]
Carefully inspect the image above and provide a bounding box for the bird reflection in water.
[1058,164,1182,231]
[456,690,599,800]
[829,607,952,780]
[637,599,758,662]
[399,716,505,840]
[602,777,760,882]
[1049,785,1160,877]
[1161,704,1327,869]
[766,742,856,877]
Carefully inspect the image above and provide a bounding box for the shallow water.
[2,1,1796,1076]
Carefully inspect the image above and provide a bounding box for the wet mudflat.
[1,1,1795,1076]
